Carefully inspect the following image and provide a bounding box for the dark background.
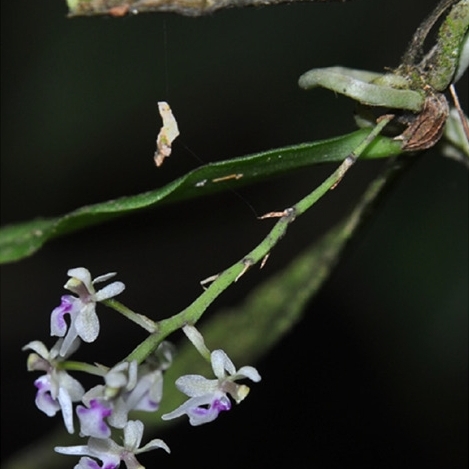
[1,0,467,467]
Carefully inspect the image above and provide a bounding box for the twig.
[67,0,352,17]
[449,84,469,143]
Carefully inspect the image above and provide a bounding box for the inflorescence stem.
[124,115,395,365]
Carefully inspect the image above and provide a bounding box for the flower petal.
[55,444,93,456]
[75,457,102,469]
[125,371,162,412]
[105,361,134,390]
[86,438,121,468]
[211,349,236,378]
[22,340,50,358]
[92,272,117,284]
[123,420,144,451]
[57,384,76,434]
[94,281,125,302]
[67,268,93,291]
[107,397,129,429]
[59,370,86,401]
[138,438,170,454]
[50,296,76,337]
[187,394,231,426]
[77,399,112,438]
[233,365,262,382]
[75,304,100,343]
[34,375,60,417]
[175,374,217,397]
[161,392,230,426]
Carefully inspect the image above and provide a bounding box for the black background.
[1,0,467,467]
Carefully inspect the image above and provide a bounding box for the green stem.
[425,0,469,91]
[125,116,396,364]
[60,361,106,376]
[103,298,157,332]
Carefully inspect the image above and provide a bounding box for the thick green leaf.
[0,130,402,264]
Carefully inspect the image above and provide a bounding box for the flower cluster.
[24,268,261,468]
[24,268,170,468]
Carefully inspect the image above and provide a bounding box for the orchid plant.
[2,1,468,468]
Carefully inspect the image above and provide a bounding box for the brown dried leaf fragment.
[398,93,449,151]
[212,173,243,183]
[258,209,292,219]
[109,4,130,15]
[154,101,180,167]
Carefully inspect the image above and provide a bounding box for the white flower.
[77,344,173,438]
[50,268,125,356]
[23,339,85,433]
[55,420,170,469]
[161,349,261,426]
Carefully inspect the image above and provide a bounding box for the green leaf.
[0,130,402,264]
[298,66,425,111]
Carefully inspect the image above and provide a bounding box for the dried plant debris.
[154,101,180,167]
[398,93,449,151]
